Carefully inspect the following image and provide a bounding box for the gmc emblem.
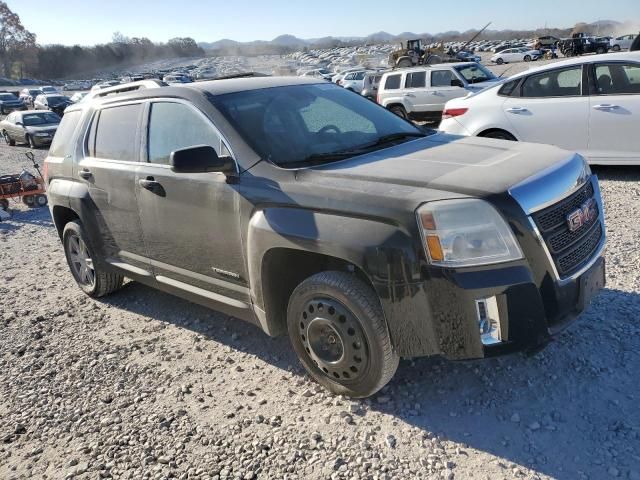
[566,198,597,232]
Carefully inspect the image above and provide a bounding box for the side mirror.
[170,145,235,175]
[15,121,23,126]
[451,79,464,88]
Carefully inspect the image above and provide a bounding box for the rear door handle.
[403,93,415,98]
[138,177,161,190]
[592,104,620,111]
[78,169,92,179]
[505,107,528,114]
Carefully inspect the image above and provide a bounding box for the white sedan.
[490,48,541,64]
[439,52,640,165]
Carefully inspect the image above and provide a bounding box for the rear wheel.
[2,130,14,146]
[596,46,606,55]
[287,271,399,398]
[612,45,621,52]
[396,58,412,68]
[389,105,408,119]
[63,220,124,297]
[22,195,35,207]
[524,55,531,62]
[35,194,48,207]
[480,129,517,141]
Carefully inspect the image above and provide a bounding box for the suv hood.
[305,133,579,197]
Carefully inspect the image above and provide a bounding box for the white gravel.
[0,142,639,480]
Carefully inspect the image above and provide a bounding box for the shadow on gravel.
[102,282,640,480]
[592,165,640,182]
[0,206,53,232]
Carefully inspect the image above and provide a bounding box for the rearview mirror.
[451,79,464,88]
[170,145,235,175]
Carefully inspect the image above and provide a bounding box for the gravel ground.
[0,139,639,480]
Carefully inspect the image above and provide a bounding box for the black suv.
[45,78,606,397]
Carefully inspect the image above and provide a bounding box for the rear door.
[77,102,150,273]
[402,71,432,111]
[587,61,640,163]
[429,69,467,109]
[135,100,251,308]
[503,65,589,150]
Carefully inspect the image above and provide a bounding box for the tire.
[35,194,48,207]
[3,130,14,146]
[524,55,531,62]
[62,220,124,297]
[26,134,36,149]
[596,47,606,55]
[496,58,504,65]
[287,271,399,398]
[480,129,517,141]
[397,58,412,68]
[612,45,620,52]
[22,195,35,207]
[389,105,408,119]
[0,199,8,211]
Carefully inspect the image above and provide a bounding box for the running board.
[156,275,250,310]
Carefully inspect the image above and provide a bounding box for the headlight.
[417,199,523,267]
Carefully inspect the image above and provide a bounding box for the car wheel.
[3,130,15,146]
[389,105,408,119]
[22,195,35,207]
[287,271,399,398]
[524,55,531,62]
[612,45,620,52]
[480,129,517,141]
[0,199,8,211]
[596,47,606,55]
[35,194,48,207]
[63,220,124,297]
[397,58,412,68]
[26,134,36,149]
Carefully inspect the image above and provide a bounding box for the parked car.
[299,69,333,81]
[0,92,26,114]
[535,35,560,48]
[340,70,368,93]
[162,74,193,85]
[91,81,121,92]
[70,92,88,103]
[19,88,41,107]
[439,51,640,165]
[361,72,383,100]
[33,94,72,116]
[377,63,500,120]
[559,36,609,56]
[456,51,482,63]
[0,110,60,148]
[40,86,59,94]
[610,34,637,51]
[44,77,605,397]
[491,47,541,64]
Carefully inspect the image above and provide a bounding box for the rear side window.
[384,74,401,90]
[521,67,582,98]
[431,70,455,87]
[498,79,520,97]
[49,110,82,158]
[90,104,142,161]
[147,102,221,165]
[594,63,640,94]
[405,71,426,88]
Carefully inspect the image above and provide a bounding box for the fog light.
[475,297,502,345]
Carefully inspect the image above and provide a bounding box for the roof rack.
[195,72,270,82]
[85,79,167,101]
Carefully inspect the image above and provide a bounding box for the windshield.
[454,64,497,84]
[22,112,61,126]
[46,96,66,103]
[42,87,57,92]
[0,93,15,100]
[211,83,425,168]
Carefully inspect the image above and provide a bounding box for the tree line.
[0,2,204,80]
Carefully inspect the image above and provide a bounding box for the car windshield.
[22,112,61,126]
[42,87,56,92]
[211,83,427,168]
[454,64,497,84]
[0,93,15,100]
[46,96,65,103]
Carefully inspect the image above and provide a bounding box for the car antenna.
[498,65,515,79]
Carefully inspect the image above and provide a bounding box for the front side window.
[384,74,401,90]
[521,66,582,97]
[90,103,142,161]
[405,71,426,88]
[147,102,221,165]
[354,72,366,80]
[594,63,640,95]
[431,70,455,87]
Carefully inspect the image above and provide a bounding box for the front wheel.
[389,105,408,119]
[480,129,517,141]
[3,130,15,146]
[496,58,504,65]
[63,220,124,297]
[596,47,606,55]
[287,271,399,398]
[524,55,531,62]
[612,45,621,52]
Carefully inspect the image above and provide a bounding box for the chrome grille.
[532,180,603,277]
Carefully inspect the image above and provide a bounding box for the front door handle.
[592,104,620,111]
[138,177,161,190]
[505,107,528,114]
[78,169,92,179]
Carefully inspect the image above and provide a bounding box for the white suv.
[377,63,500,120]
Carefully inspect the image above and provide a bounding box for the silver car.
[0,110,60,148]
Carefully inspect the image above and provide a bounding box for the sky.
[11,0,640,46]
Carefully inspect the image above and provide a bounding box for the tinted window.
[431,70,455,87]
[147,102,221,165]
[594,63,640,94]
[91,104,141,161]
[405,71,426,88]
[498,79,520,97]
[354,72,366,80]
[384,74,401,90]
[521,67,582,97]
[49,111,81,158]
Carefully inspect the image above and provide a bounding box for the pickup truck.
[45,78,606,398]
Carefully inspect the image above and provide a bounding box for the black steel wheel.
[287,271,399,398]
[35,194,48,207]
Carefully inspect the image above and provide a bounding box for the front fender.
[381,97,410,110]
